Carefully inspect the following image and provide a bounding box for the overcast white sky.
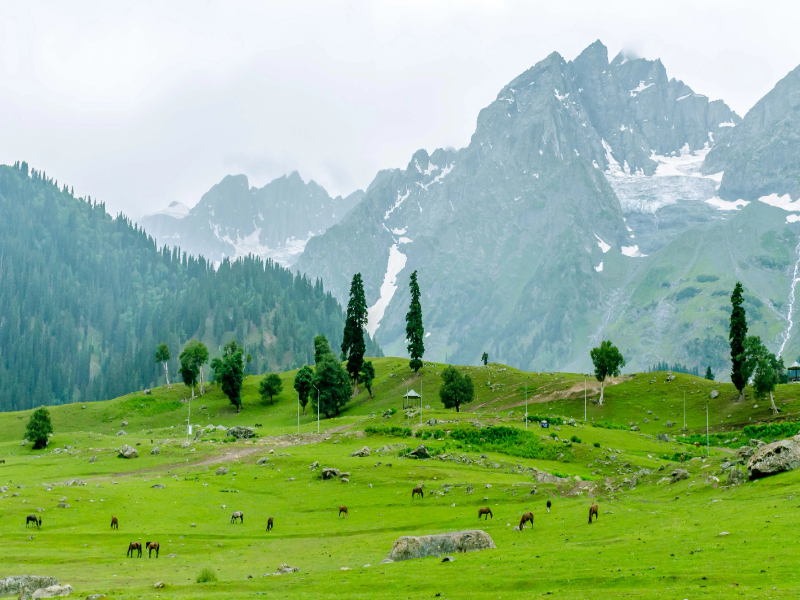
[1,1,798,218]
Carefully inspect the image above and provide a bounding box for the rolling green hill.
[2,359,800,598]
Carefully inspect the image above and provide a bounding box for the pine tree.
[481,352,489,366]
[24,406,53,449]
[730,282,748,401]
[704,366,714,381]
[406,270,425,374]
[341,273,367,394]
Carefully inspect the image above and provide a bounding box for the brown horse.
[230,511,244,524]
[519,512,534,530]
[26,515,41,529]
[266,517,274,532]
[589,504,599,524]
[478,507,493,520]
[412,484,424,499]
[127,542,142,558]
[146,541,159,558]
[111,516,119,530]
[338,505,348,518]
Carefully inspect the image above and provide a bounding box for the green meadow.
[2,358,800,599]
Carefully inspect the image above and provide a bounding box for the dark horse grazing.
[230,511,244,524]
[146,541,159,558]
[478,507,493,520]
[546,499,551,514]
[519,512,534,530]
[111,516,119,530]
[26,515,41,529]
[266,517,274,532]
[338,505,348,518]
[127,542,142,558]
[589,503,599,524]
[412,484,424,499]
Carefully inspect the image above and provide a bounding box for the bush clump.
[593,442,601,448]
[570,435,581,443]
[364,425,413,437]
[197,568,218,583]
[591,421,628,431]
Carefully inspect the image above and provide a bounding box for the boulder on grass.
[275,564,299,574]
[727,468,747,485]
[321,468,341,480]
[150,447,161,455]
[226,427,256,440]
[387,530,495,561]
[215,467,229,476]
[747,436,800,479]
[31,584,73,599]
[118,445,138,459]
[407,445,431,459]
[350,446,371,458]
[0,576,60,599]
[670,469,689,484]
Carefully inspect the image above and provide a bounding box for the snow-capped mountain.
[296,41,800,376]
[140,172,363,267]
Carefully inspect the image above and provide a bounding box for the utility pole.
[297,392,300,436]
[684,390,686,429]
[584,379,587,422]
[313,385,320,434]
[187,399,191,441]
[525,383,528,430]
[706,405,710,457]
[420,373,423,426]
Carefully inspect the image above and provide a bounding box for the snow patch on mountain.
[384,189,410,221]
[154,201,190,219]
[594,234,611,253]
[594,261,604,272]
[621,245,647,258]
[758,193,800,212]
[705,197,749,211]
[366,244,407,337]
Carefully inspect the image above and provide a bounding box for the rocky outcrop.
[215,467,229,476]
[387,530,496,561]
[727,468,747,485]
[118,445,138,459]
[226,427,256,440]
[350,446,371,457]
[275,563,300,574]
[150,447,161,455]
[747,436,800,479]
[321,468,341,480]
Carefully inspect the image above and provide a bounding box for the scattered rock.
[180,441,191,449]
[380,558,394,565]
[710,390,719,399]
[427,418,438,426]
[656,433,669,442]
[151,484,166,489]
[747,436,800,479]
[350,446,371,458]
[665,421,674,428]
[31,584,73,599]
[256,457,270,466]
[387,530,496,561]
[216,467,229,476]
[727,468,747,486]
[512,526,520,531]
[226,426,256,440]
[85,595,106,600]
[407,445,431,459]
[167,553,176,558]
[630,426,640,432]
[115,430,127,436]
[0,576,60,598]
[749,438,766,448]
[309,461,319,469]
[670,469,689,484]
[341,478,350,483]
[275,564,300,574]
[736,446,755,460]
[118,445,138,459]
[441,556,455,562]
[321,468,341,480]
[150,447,161,455]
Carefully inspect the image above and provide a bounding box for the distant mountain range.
[292,41,800,377]
[140,172,363,267]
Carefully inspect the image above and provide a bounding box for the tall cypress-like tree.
[341,273,367,394]
[730,282,748,401]
[406,270,425,374]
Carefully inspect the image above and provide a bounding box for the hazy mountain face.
[140,172,363,267]
[295,40,800,375]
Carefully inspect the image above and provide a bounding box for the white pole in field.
[313,385,320,434]
[187,399,191,441]
[584,379,587,422]
[525,383,528,430]
[297,392,300,435]
[706,405,710,456]
[684,390,686,429]
[420,373,423,426]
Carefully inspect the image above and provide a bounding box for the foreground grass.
[1,358,800,598]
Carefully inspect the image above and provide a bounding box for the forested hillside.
[0,162,380,411]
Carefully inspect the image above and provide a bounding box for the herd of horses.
[23,483,600,555]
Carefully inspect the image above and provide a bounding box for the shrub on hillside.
[196,568,217,583]
[591,421,628,431]
[364,425,412,437]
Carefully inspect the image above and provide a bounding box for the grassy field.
[2,358,800,598]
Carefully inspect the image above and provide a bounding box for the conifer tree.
[730,282,748,401]
[406,270,425,374]
[360,360,375,398]
[341,273,367,394]
[24,406,53,449]
[704,366,714,381]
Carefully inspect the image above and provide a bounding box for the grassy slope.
[2,358,800,598]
